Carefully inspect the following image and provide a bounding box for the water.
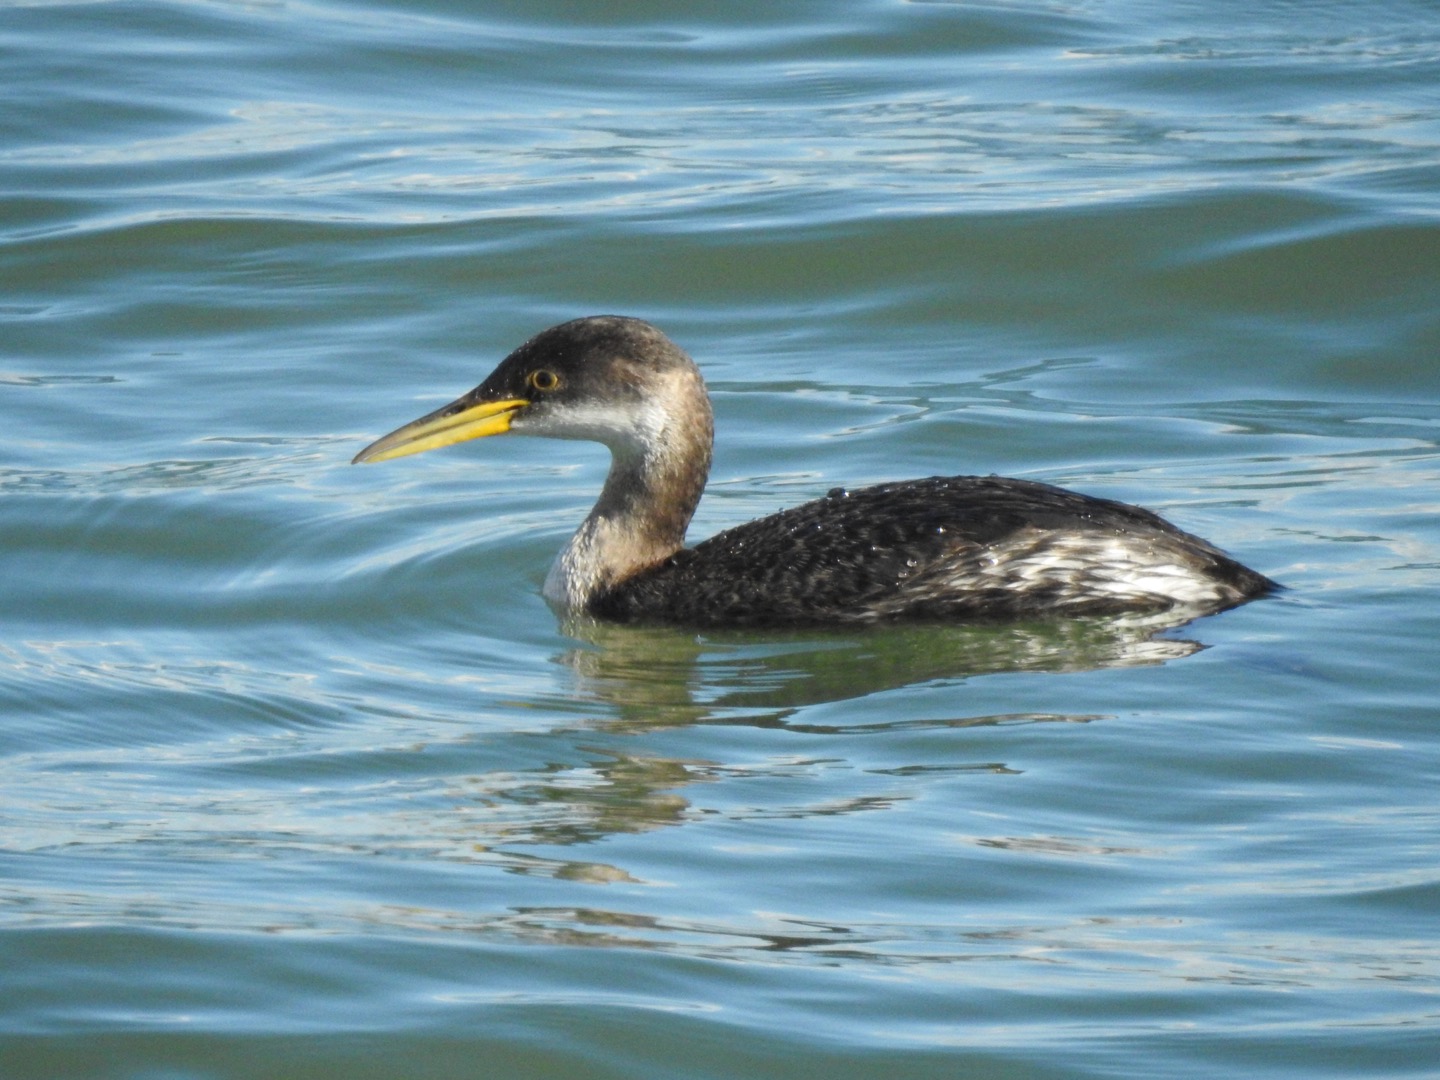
[3,1,1439,1076]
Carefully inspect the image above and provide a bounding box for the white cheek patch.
[514,399,665,457]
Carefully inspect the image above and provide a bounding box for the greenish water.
[3,1,1439,1077]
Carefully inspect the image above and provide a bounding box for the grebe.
[353,316,1275,627]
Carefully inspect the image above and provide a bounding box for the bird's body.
[354,316,1275,628]
[588,476,1270,626]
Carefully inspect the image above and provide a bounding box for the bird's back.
[591,475,1275,627]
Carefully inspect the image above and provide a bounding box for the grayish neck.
[541,368,713,610]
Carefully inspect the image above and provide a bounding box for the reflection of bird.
[354,316,1275,627]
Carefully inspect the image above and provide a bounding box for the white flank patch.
[965,533,1229,607]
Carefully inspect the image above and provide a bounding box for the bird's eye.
[527,369,561,392]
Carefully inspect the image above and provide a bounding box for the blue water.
[3,1,1440,1077]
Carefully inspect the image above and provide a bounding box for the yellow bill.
[352,397,529,464]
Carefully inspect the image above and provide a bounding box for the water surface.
[3,1,1439,1077]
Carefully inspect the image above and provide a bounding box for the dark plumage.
[593,476,1273,626]
[354,316,1276,628]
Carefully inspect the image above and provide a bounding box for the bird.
[353,315,1276,628]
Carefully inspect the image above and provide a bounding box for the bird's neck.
[543,378,713,611]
